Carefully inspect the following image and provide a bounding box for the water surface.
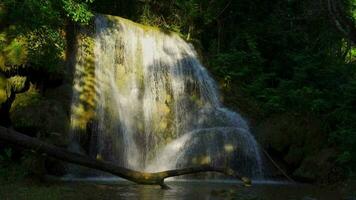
[53,179,345,200]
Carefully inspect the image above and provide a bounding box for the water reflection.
[58,179,342,200]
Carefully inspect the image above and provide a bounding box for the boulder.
[9,85,70,141]
[293,148,340,182]
[256,113,338,182]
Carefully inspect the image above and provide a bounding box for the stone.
[293,148,338,182]
[9,85,70,140]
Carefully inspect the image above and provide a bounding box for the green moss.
[70,32,96,130]
[106,14,179,36]
[10,85,40,108]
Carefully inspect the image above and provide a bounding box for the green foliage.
[0,33,28,72]
[3,0,94,26]
[25,27,65,72]
[62,0,94,24]
[0,0,95,77]
[3,37,28,66]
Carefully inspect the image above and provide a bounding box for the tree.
[326,0,356,44]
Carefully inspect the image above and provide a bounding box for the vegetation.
[0,0,355,186]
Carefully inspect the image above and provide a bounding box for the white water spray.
[70,15,264,179]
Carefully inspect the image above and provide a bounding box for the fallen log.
[0,126,251,189]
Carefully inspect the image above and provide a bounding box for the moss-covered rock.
[69,31,96,131]
[9,85,69,138]
[256,113,332,182]
[44,84,72,114]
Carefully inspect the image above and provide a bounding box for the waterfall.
[70,14,264,179]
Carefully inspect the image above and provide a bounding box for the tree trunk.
[0,126,251,189]
[326,0,356,45]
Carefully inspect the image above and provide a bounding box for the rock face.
[293,149,339,182]
[256,113,341,183]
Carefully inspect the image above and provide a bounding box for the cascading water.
[70,14,264,179]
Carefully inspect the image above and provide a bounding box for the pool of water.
[2,176,353,200]
[52,178,350,200]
